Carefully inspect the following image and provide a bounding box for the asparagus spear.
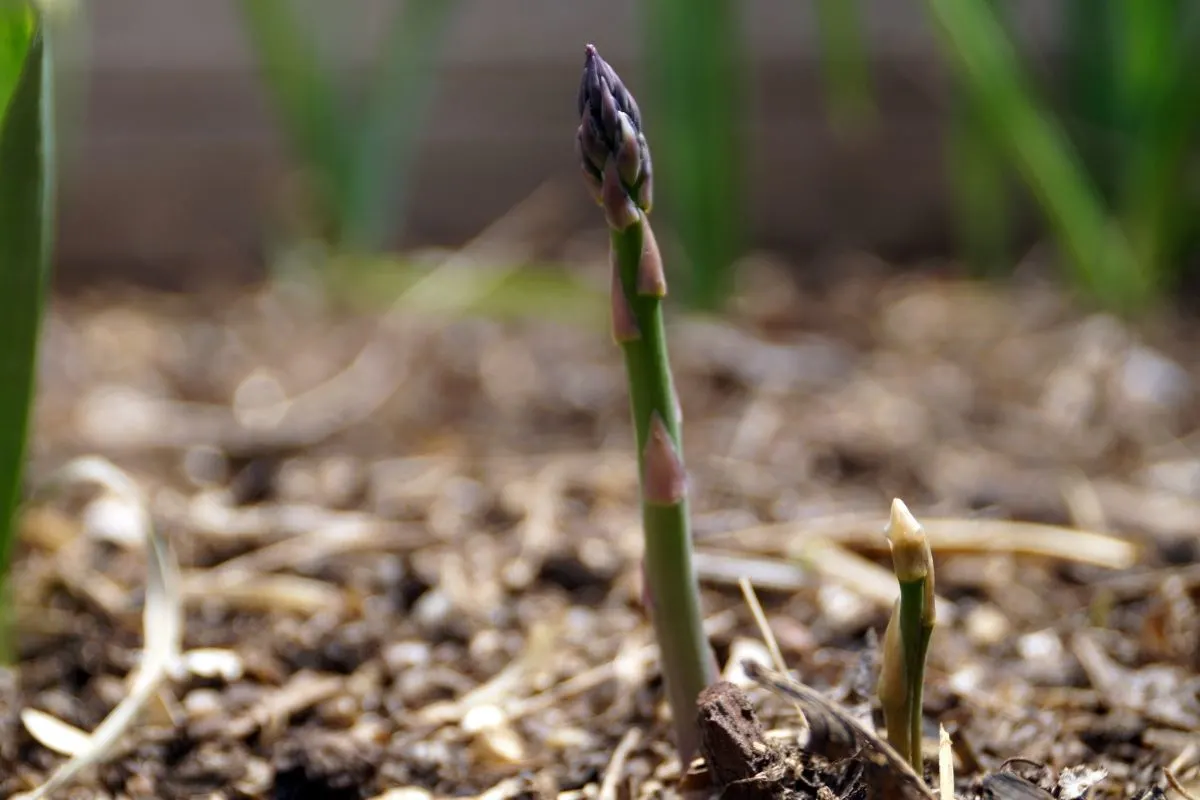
[877,498,936,773]
[576,44,714,764]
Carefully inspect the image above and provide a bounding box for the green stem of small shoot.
[878,499,936,774]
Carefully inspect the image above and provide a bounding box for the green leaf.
[0,16,53,660]
[0,1,33,121]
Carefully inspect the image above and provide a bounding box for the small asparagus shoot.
[877,498,936,773]
[576,44,714,764]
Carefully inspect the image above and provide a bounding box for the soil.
[2,251,1200,799]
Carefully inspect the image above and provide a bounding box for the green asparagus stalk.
[877,498,936,773]
[576,44,714,764]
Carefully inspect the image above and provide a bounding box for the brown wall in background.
[54,0,1059,288]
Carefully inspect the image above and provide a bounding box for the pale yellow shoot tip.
[886,498,932,584]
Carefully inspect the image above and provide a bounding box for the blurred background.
[50,0,1200,315]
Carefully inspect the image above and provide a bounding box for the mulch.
[2,252,1199,799]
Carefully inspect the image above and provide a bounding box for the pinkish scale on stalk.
[643,413,687,505]
[636,219,667,297]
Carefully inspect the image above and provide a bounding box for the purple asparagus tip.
[576,44,654,223]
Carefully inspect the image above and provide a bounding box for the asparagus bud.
[577,44,653,212]
[576,44,712,766]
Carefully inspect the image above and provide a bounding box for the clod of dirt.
[697,681,786,799]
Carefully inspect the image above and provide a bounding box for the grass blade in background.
[0,11,54,662]
[1115,0,1200,288]
[1113,0,1178,132]
[948,93,1011,277]
[814,0,875,132]
[1062,0,1121,202]
[924,0,1148,314]
[946,0,1010,277]
[239,0,351,242]
[342,0,458,254]
[240,0,454,260]
[643,0,746,312]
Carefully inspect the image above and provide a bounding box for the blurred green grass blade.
[343,0,458,253]
[0,1,32,119]
[239,0,351,236]
[1063,0,1121,200]
[948,0,1010,277]
[1115,0,1178,121]
[1117,0,1196,283]
[644,0,746,312]
[814,0,875,131]
[924,0,1148,313]
[949,94,1010,277]
[0,15,53,657]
